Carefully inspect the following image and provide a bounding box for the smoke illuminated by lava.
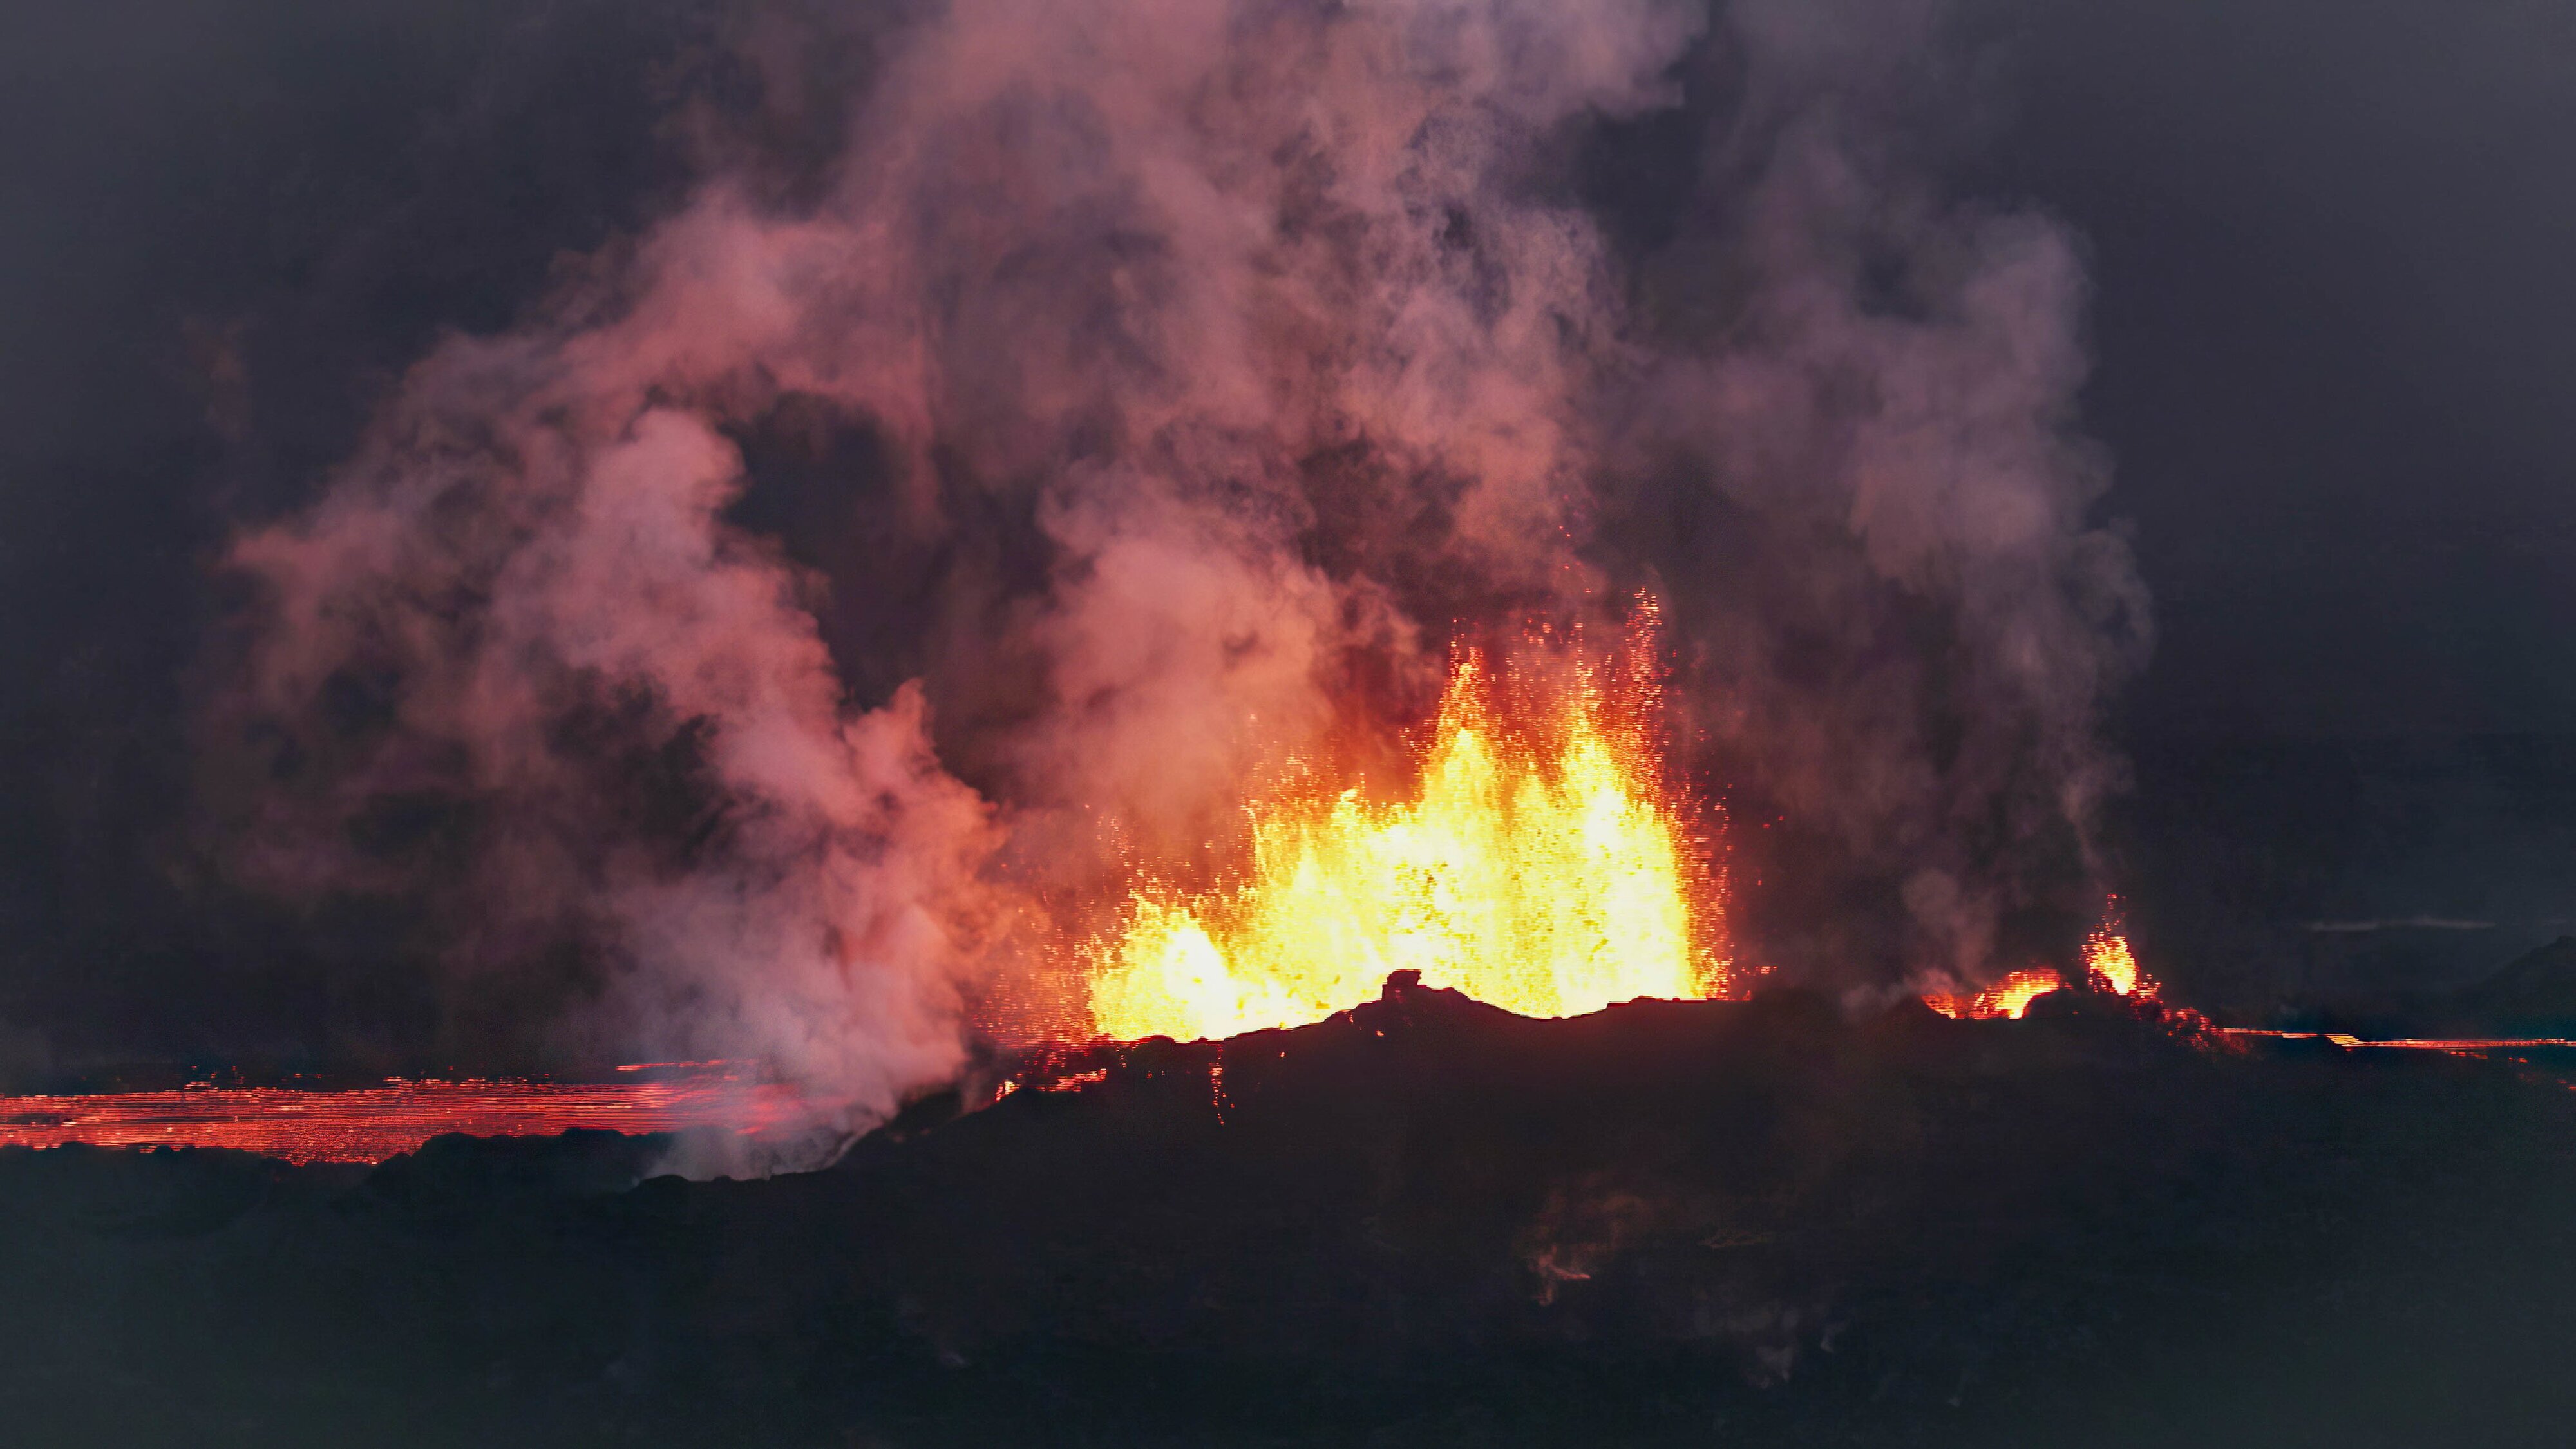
[203,0,2153,1117]
[1086,607,1727,1042]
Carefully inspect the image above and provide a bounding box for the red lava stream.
[9,1028,2576,1168]
[0,1065,806,1165]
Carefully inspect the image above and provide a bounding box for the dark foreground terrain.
[5,980,2576,1448]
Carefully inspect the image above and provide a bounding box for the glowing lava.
[1086,611,1727,1043]
[1922,906,2150,1021]
[1922,967,2069,1021]
[2084,898,2152,998]
[0,1066,804,1165]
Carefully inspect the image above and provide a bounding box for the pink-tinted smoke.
[215,0,2146,1155]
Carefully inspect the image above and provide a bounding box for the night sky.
[3,0,2571,1073]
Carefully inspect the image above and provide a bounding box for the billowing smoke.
[214,0,2145,1129]
[1602,0,2154,986]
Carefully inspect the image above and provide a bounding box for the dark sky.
[1983,0,2576,739]
[2,0,2571,1065]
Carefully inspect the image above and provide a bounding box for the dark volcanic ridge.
[2287,934,2576,1042]
[6,980,2576,1446]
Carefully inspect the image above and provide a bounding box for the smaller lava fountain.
[1920,900,2153,1020]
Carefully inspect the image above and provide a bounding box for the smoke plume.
[216,0,2146,1129]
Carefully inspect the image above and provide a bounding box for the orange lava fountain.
[0,1066,806,1165]
[1085,608,1727,1043]
[1921,967,2069,1022]
[1922,904,2150,1021]
[2083,898,2152,998]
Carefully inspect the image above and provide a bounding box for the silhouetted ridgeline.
[4,982,2574,1446]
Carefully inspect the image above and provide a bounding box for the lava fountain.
[1084,605,1731,1043]
[1920,899,2152,1020]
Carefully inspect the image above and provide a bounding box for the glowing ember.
[1922,967,2067,1021]
[0,1068,806,1165]
[1086,608,1726,1043]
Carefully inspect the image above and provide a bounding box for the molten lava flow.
[1921,904,2151,1021]
[0,1066,806,1166]
[1922,968,2067,1021]
[2217,1029,2576,1053]
[1086,615,1725,1043]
